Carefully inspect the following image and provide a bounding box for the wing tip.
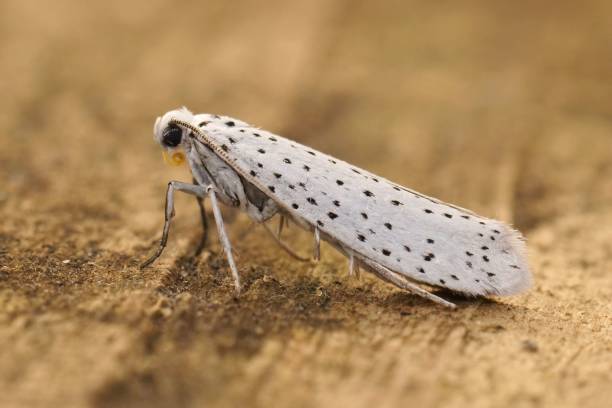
[486,224,533,297]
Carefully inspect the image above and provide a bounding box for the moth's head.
[153,107,194,166]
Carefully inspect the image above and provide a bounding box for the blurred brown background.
[0,1,610,407]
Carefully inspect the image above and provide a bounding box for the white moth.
[142,107,532,308]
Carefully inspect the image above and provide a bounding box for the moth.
[142,107,531,308]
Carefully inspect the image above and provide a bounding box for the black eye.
[162,125,182,147]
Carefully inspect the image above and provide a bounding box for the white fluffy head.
[153,107,194,148]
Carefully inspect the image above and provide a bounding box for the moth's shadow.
[156,249,528,359]
[378,287,529,316]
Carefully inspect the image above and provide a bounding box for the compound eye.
[162,125,182,147]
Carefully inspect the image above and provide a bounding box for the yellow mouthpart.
[162,150,186,166]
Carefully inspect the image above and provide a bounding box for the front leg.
[207,185,241,295]
[141,181,242,295]
[141,181,206,268]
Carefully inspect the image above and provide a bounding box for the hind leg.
[358,256,456,309]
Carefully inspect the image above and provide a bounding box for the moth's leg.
[359,257,456,309]
[207,185,241,295]
[262,221,311,262]
[141,181,206,268]
[192,194,209,257]
[276,215,286,239]
[347,250,361,279]
[243,195,308,261]
[313,226,321,262]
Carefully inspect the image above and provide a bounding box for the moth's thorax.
[185,118,279,222]
[192,113,250,129]
[186,139,239,208]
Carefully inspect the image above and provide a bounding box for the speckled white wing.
[190,114,531,296]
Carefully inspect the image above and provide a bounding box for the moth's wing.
[192,115,531,297]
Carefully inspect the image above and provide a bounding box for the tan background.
[0,1,610,407]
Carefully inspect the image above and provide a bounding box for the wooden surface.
[0,1,610,407]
